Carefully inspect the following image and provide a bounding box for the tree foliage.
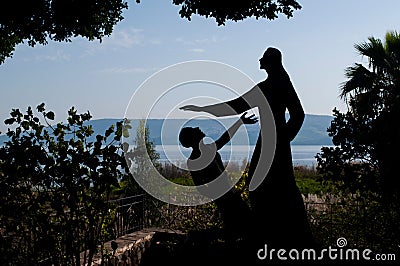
[122,119,160,196]
[0,0,301,64]
[0,104,131,265]
[0,0,130,64]
[172,0,302,25]
[317,31,400,200]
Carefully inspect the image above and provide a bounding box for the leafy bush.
[0,104,131,265]
[306,193,400,253]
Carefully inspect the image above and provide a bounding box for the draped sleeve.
[201,84,261,117]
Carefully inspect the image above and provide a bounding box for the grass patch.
[294,165,332,195]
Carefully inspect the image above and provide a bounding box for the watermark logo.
[123,60,276,206]
[257,237,397,262]
[336,237,347,248]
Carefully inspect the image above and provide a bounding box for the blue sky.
[1,1,400,132]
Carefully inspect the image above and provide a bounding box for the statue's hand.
[240,112,258,124]
[179,105,204,112]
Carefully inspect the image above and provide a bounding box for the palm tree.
[339,30,400,199]
[340,31,400,117]
[315,32,400,252]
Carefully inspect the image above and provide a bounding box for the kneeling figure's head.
[179,127,206,148]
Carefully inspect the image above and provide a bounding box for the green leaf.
[27,106,33,116]
[96,135,103,142]
[105,125,115,138]
[81,111,92,121]
[4,118,15,125]
[46,111,55,120]
[37,103,45,112]
[21,121,30,130]
[122,128,130,138]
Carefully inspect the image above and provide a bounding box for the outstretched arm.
[180,85,260,117]
[215,112,258,150]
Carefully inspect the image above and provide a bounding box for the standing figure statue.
[181,47,315,249]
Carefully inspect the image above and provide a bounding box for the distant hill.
[292,114,333,145]
[0,114,333,146]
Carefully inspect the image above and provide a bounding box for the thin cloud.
[34,50,71,61]
[176,37,193,45]
[102,28,144,48]
[189,48,205,53]
[82,28,146,56]
[176,36,225,46]
[149,39,162,45]
[194,36,223,44]
[99,67,160,74]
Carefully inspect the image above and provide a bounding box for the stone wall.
[83,228,186,266]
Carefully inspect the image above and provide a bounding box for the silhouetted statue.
[181,47,314,249]
[179,112,257,243]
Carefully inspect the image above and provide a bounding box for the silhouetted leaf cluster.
[173,0,301,25]
[0,103,133,265]
[0,0,302,64]
[0,0,130,64]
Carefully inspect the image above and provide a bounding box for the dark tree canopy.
[0,0,130,64]
[0,0,301,64]
[173,0,302,25]
[317,31,400,200]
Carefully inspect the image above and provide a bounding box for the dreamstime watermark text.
[257,237,397,262]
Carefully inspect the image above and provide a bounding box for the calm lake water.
[156,145,329,167]
[0,142,327,167]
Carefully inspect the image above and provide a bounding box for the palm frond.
[355,37,389,74]
[384,31,400,74]
[340,64,376,99]
[385,31,400,56]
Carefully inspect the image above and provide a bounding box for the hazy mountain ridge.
[0,114,333,146]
